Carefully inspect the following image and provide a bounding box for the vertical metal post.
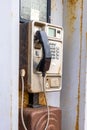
[47,0,51,23]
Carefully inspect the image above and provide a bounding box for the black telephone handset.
[34,30,51,76]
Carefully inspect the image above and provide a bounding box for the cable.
[21,69,28,130]
[43,76,50,130]
[20,69,49,130]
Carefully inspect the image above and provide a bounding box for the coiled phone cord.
[43,76,50,130]
[21,69,28,130]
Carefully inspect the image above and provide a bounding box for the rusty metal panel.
[61,0,82,129]
[61,0,87,130]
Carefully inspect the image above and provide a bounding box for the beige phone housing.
[27,21,63,93]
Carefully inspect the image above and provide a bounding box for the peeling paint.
[66,0,78,35]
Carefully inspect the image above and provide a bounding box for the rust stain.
[39,93,46,105]
[75,0,83,130]
[19,91,29,108]
[75,83,80,130]
[66,0,78,36]
[68,0,78,5]
[51,0,57,11]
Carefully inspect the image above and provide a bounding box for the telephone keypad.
[49,43,60,60]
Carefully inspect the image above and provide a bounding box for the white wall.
[0,0,19,130]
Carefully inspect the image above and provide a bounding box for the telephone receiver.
[34,30,51,75]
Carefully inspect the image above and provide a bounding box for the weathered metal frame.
[61,0,87,130]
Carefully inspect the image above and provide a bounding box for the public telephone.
[27,21,63,93]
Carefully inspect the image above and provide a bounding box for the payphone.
[27,21,63,93]
[19,20,63,130]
